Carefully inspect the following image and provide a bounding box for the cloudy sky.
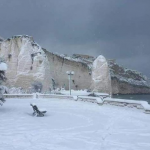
[0,0,150,76]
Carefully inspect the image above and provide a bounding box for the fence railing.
[3,93,74,100]
[3,94,34,98]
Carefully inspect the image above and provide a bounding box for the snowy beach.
[1,98,150,150]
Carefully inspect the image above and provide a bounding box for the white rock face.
[0,36,51,91]
[91,55,112,94]
[0,35,113,93]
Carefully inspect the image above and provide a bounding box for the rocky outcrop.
[0,35,92,92]
[43,50,91,91]
[0,35,51,91]
[90,55,112,94]
[0,35,150,94]
[111,78,150,94]
[109,61,150,94]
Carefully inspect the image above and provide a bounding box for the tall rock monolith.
[90,55,112,95]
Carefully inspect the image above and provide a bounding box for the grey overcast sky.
[0,0,150,76]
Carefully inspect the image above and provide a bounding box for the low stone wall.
[3,93,73,100]
[38,94,73,99]
[104,97,150,114]
[3,94,33,99]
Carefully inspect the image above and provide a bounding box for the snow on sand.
[0,98,150,150]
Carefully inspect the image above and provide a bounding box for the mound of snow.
[0,62,7,71]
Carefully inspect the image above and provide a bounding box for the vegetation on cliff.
[0,58,7,105]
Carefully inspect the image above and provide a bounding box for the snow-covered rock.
[0,35,92,92]
[0,35,51,91]
[1,35,150,94]
[108,60,150,94]
[90,55,112,94]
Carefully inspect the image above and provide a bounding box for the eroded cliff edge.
[0,35,150,94]
[0,35,51,91]
[109,60,150,94]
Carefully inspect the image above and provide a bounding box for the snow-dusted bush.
[8,87,26,94]
[0,86,8,94]
[0,58,7,105]
[32,81,43,93]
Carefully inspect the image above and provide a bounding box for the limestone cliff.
[108,60,150,94]
[0,35,92,92]
[0,35,150,94]
[0,35,51,91]
[43,50,91,90]
[69,55,150,94]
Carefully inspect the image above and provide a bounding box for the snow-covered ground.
[1,98,150,150]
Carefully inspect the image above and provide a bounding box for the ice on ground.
[1,98,150,150]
